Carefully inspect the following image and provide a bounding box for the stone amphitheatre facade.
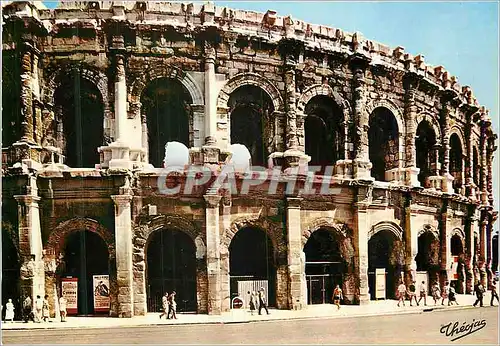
[1,1,498,318]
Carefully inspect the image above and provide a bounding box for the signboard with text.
[375,268,386,300]
[61,277,78,315]
[93,275,110,313]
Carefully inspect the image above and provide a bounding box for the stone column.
[204,43,217,146]
[106,36,132,170]
[478,214,488,287]
[286,197,306,310]
[479,119,489,205]
[19,45,34,144]
[439,203,451,287]
[350,56,372,180]
[403,73,421,186]
[403,196,418,285]
[464,112,477,199]
[354,186,371,305]
[14,176,44,302]
[111,193,134,317]
[465,213,477,294]
[440,100,454,193]
[204,194,222,315]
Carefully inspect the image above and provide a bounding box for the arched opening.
[229,227,276,307]
[142,78,192,168]
[473,147,480,187]
[450,233,465,293]
[229,85,273,166]
[303,229,346,305]
[60,230,109,315]
[492,234,498,275]
[146,229,197,313]
[415,231,440,292]
[416,120,437,188]
[1,228,20,320]
[449,134,463,193]
[1,62,21,148]
[304,96,344,169]
[368,108,399,181]
[368,230,404,299]
[54,71,104,168]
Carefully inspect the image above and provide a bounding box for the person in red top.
[332,285,343,310]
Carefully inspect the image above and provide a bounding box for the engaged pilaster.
[14,176,44,302]
[111,193,134,317]
[403,73,421,186]
[354,185,371,305]
[204,193,222,315]
[286,197,307,310]
[403,194,418,285]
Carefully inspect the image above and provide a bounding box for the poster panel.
[61,278,78,315]
[93,275,110,312]
[375,268,386,300]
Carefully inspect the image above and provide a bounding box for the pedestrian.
[441,282,450,306]
[473,282,485,307]
[248,291,257,316]
[258,287,269,315]
[397,280,406,307]
[22,295,33,323]
[34,295,43,322]
[168,291,177,319]
[5,299,15,322]
[159,292,169,319]
[417,281,427,306]
[59,296,67,322]
[490,285,499,306]
[42,295,50,322]
[332,285,343,310]
[431,282,441,306]
[448,284,458,306]
[408,281,418,306]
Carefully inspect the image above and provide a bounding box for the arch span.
[368,221,404,241]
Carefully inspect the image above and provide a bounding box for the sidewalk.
[1,294,490,331]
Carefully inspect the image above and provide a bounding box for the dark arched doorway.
[61,230,109,315]
[146,230,197,312]
[142,78,192,168]
[449,134,463,194]
[303,229,346,304]
[415,231,440,292]
[304,96,344,169]
[229,85,273,166]
[450,233,465,293]
[229,227,276,307]
[492,234,498,275]
[1,60,21,147]
[416,120,437,188]
[368,108,399,181]
[368,230,404,299]
[54,72,104,168]
[2,228,20,320]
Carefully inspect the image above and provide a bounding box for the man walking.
[22,295,33,323]
[490,285,499,306]
[417,281,427,306]
[397,280,407,307]
[408,281,418,306]
[159,292,169,319]
[473,282,485,307]
[258,287,269,315]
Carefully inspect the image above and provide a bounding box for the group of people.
[247,288,270,315]
[3,294,68,323]
[396,279,499,307]
[159,291,177,320]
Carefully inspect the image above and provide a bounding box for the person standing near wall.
[5,299,15,322]
[159,292,169,319]
[417,281,427,306]
[59,295,67,322]
[397,280,406,307]
[22,295,33,323]
[34,295,43,322]
[332,285,343,310]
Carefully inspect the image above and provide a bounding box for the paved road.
[2,307,498,344]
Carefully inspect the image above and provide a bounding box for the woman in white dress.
[5,298,15,322]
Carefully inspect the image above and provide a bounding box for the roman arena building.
[1,1,498,318]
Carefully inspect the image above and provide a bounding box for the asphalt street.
[2,306,498,344]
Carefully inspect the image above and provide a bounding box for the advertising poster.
[93,274,110,312]
[375,268,386,300]
[61,277,78,315]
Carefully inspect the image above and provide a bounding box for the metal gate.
[236,280,268,308]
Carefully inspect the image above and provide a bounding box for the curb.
[2,305,482,331]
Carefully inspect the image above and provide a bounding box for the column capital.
[14,195,41,205]
[111,194,132,206]
[286,196,302,209]
[204,194,222,208]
